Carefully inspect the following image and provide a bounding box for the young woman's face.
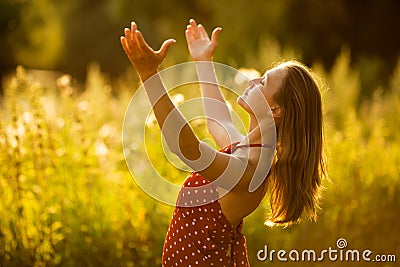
[237,66,286,116]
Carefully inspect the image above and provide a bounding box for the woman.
[121,19,326,267]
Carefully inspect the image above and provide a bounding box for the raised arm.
[185,19,244,148]
[120,22,257,191]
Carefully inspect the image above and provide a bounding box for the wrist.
[139,69,158,82]
[193,57,213,62]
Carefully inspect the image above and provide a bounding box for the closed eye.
[260,74,268,86]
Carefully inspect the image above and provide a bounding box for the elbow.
[166,138,201,162]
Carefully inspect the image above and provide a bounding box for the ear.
[271,106,281,118]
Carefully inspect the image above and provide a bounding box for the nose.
[248,78,262,87]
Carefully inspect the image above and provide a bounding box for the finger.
[186,24,196,39]
[129,22,139,47]
[135,30,152,52]
[130,21,137,37]
[120,36,133,59]
[124,28,134,49]
[158,39,176,59]
[210,27,222,48]
[189,18,200,37]
[197,24,209,39]
[185,29,193,43]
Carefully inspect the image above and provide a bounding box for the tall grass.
[0,50,399,266]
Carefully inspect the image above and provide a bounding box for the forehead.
[263,66,287,86]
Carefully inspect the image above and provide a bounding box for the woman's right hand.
[120,21,175,81]
[185,19,221,61]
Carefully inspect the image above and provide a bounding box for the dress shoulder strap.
[231,142,275,153]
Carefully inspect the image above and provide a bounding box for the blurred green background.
[1,0,399,266]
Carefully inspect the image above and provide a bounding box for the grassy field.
[1,50,399,266]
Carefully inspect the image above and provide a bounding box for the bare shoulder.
[231,145,272,192]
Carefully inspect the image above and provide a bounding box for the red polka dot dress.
[162,143,251,267]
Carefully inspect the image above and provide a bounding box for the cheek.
[262,90,276,107]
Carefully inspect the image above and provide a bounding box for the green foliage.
[7,0,64,69]
[1,52,399,266]
[2,0,400,90]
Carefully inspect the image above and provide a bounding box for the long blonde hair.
[267,61,326,226]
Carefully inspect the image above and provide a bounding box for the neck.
[246,115,276,145]
[246,115,261,143]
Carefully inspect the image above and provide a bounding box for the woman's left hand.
[120,21,176,81]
